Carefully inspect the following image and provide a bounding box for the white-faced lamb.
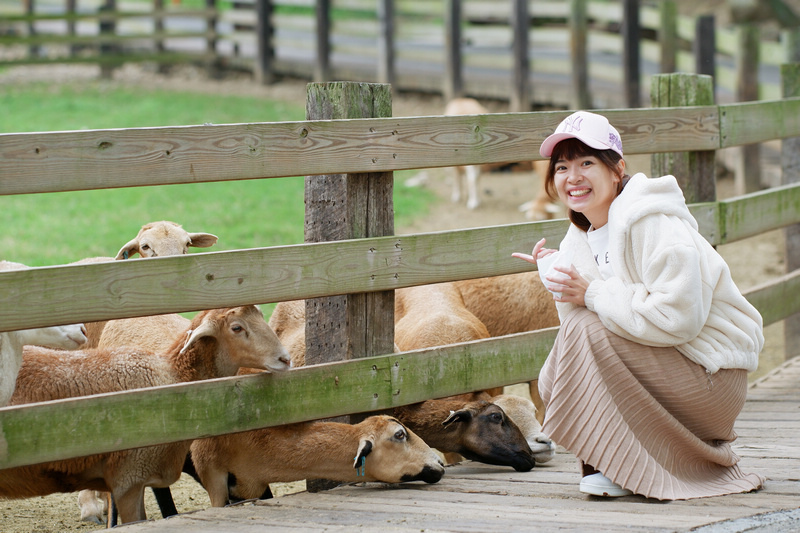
[0,305,291,526]
[188,415,445,507]
[0,260,88,406]
[79,220,218,349]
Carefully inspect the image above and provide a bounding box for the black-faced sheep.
[453,273,560,423]
[0,305,291,525]
[393,397,535,472]
[189,415,445,507]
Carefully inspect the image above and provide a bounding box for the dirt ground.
[0,62,789,532]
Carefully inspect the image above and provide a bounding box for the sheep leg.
[151,486,179,517]
[451,167,463,204]
[465,165,481,209]
[528,379,545,425]
[111,485,147,524]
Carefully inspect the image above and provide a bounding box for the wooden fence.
[2,0,799,109]
[1,72,800,476]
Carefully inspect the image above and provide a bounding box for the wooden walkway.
[119,357,800,532]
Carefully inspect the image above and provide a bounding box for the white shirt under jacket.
[544,172,764,374]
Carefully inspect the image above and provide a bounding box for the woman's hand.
[548,264,590,306]
[511,238,556,265]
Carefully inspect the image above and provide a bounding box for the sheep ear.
[442,409,473,427]
[115,239,139,260]
[354,439,373,468]
[180,321,217,354]
[188,233,218,249]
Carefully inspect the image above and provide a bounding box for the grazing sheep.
[393,397,535,472]
[0,305,291,526]
[0,260,88,406]
[189,415,446,507]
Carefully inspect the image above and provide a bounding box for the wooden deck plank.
[117,356,800,532]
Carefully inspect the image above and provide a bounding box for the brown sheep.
[0,305,291,526]
[189,415,445,507]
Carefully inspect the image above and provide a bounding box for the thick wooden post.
[659,0,677,73]
[444,0,463,101]
[304,81,394,491]
[510,0,529,112]
[569,0,590,109]
[735,24,761,194]
[314,0,331,81]
[304,82,394,393]
[650,73,716,204]
[378,0,395,85]
[694,15,716,101]
[255,0,275,84]
[622,0,641,108]
[782,63,800,360]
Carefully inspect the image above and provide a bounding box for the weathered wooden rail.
[0,72,799,484]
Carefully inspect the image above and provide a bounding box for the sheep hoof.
[80,515,105,525]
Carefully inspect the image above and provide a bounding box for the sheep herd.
[0,220,558,528]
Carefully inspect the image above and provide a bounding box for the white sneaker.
[580,473,633,497]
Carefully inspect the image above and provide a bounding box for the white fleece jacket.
[542,172,764,373]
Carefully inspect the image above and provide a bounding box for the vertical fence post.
[735,23,761,194]
[255,0,275,84]
[569,0,590,109]
[315,0,331,81]
[67,0,77,57]
[378,0,395,85]
[781,63,800,361]
[304,81,395,419]
[206,0,218,61]
[510,0,529,111]
[24,0,37,57]
[659,0,677,73]
[444,0,463,101]
[154,0,168,73]
[650,73,716,204]
[622,0,640,108]
[99,0,117,80]
[694,15,716,101]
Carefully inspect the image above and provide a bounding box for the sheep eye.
[231,325,243,333]
[394,429,407,441]
[490,412,503,423]
[141,244,150,250]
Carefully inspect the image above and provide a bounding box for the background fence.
[1,71,799,472]
[2,0,799,109]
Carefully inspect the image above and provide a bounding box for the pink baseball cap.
[539,111,623,158]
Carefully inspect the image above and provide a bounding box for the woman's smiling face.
[553,154,624,229]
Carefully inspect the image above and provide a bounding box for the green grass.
[0,81,437,314]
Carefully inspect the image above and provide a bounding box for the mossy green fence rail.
[0,72,799,470]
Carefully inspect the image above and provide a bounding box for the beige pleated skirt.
[539,307,765,500]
